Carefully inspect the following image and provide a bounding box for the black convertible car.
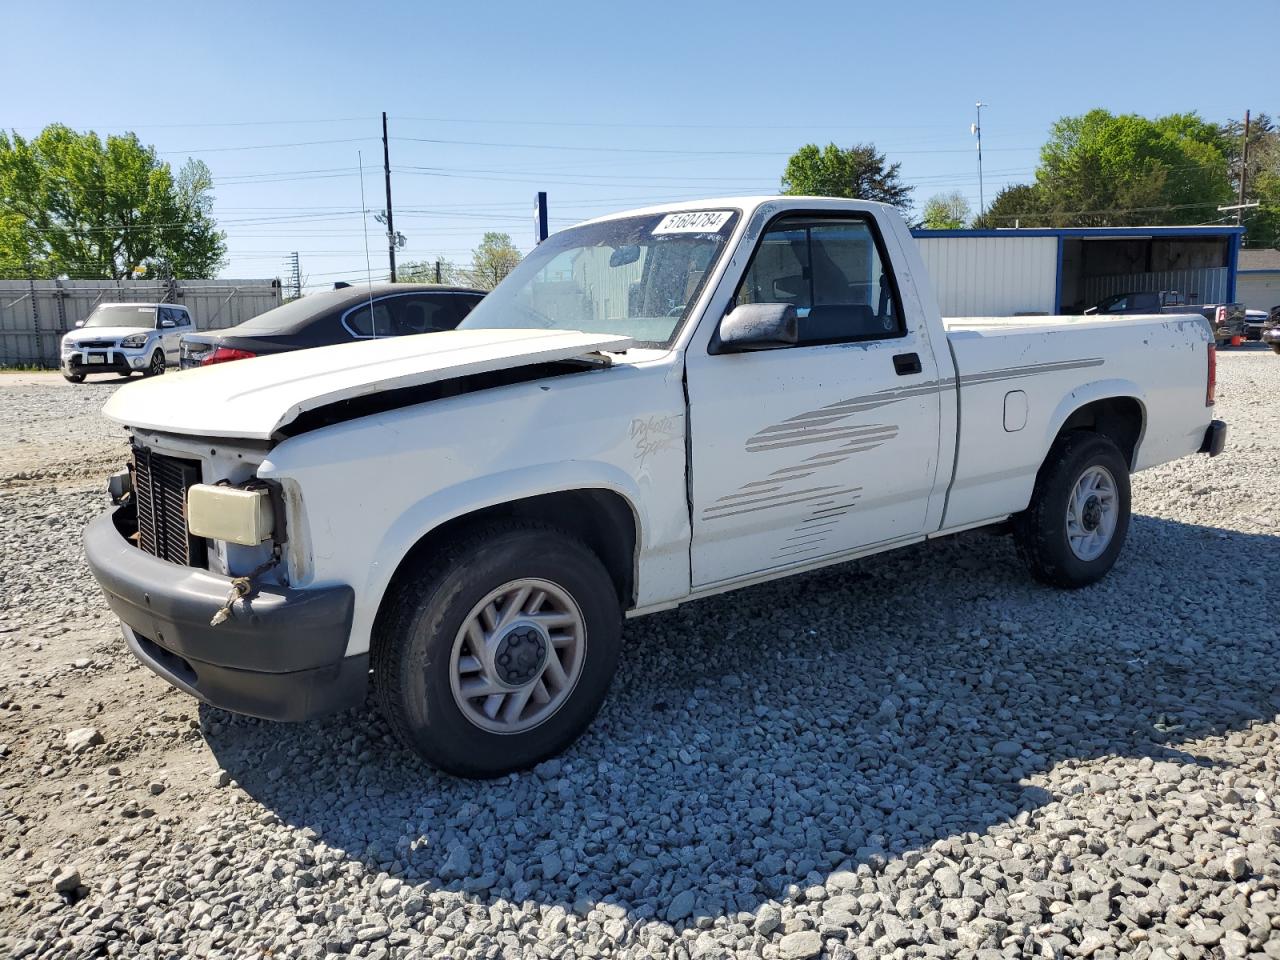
[179,283,485,368]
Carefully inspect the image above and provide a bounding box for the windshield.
[459,209,741,347]
[83,304,156,328]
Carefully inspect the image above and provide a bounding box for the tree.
[1029,110,1230,226]
[0,124,226,279]
[468,232,522,290]
[1222,113,1280,249]
[920,191,972,229]
[398,257,460,284]
[972,184,1044,229]
[780,142,913,210]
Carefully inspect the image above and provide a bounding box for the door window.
[388,295,466,335]
[734,216,904,345]
[342,300,395,338]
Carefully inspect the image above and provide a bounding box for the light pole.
[972,101,986,219]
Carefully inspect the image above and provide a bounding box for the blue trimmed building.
[909,225,1244,317]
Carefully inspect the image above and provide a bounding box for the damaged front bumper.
[83,508,367,721]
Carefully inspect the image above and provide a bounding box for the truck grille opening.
[132,446,208,568]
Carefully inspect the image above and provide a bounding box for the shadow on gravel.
[204,514,1280,926]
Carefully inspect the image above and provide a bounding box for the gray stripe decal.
[702,486,861,520]
[704,357,1103,531]
[713,484,841,508]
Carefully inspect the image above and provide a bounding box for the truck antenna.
[358,150,377,334]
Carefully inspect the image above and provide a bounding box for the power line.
[391,135,1039,156]
[157,137,374,155]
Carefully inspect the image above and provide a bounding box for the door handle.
[893,352,922,376]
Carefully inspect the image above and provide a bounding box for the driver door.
[684,212,943,588]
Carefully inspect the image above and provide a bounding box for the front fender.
[346,461,651,657]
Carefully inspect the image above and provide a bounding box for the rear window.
[231,290,353,335]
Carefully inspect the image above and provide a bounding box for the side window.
[1103,296,1128,313]
[388,296,464,336]
[343,300,395,338]
[157,307,178,328]
[735,216,903,345]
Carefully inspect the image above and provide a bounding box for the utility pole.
[1236,109,1251,227]
[972,102,986,218]
[434,259,442,284]
[382,111,397,282]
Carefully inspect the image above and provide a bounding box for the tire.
[1272,344,1280,355]
[143,350,165,377]
[1013,432,1131,589]
[373,521,621,778]
[62,373,85,384]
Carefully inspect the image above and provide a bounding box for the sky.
[2,0,1272,290]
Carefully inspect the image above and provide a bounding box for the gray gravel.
[1,351,1279,960]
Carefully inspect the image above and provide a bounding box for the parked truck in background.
[83,196,1227,777]
[1084,291,1247,345]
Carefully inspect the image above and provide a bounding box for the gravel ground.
[1,352,1278,960]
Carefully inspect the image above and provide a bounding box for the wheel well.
[378,489,638,617]
[1056,396,1144,469]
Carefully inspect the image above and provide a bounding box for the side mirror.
[74,319,85,328]
[715,303,798,353]
[609,245,641,268]
[160,319,176,328]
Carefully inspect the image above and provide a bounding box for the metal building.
[910,226,1244,317]
[1236,249,1280,313]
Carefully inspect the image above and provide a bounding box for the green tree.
[0,124,226,279]
[1031,110,1230,226]
[920,191,972,229]
[972,183,1044,229]
[398,256,461,284]
[1222,114,1280,249]
[468,232,522,290]
[780,142,913,210]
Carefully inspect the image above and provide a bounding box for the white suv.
[61,303,193,383]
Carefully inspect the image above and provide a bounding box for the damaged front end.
[83,431,364,721]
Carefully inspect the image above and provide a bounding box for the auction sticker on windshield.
[652,211,734,234]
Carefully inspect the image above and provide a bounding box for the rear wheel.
[373,522,621,778]
[143,350,165,377]
[1013,432,1131,588]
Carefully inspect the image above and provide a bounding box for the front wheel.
[1271,344,1280,355]
[1013,432,1131,588]
[373,522,621,778]
[143,350,165,377]
[62,372,85,384]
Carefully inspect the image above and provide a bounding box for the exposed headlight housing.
[187,484,274,546]
[121,334,149,348]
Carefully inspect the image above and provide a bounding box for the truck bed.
[937,311,1212,531]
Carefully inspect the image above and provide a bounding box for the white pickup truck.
[84,197,1226,777]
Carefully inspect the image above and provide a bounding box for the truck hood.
[65,326,150,342]
[102,328,633,440]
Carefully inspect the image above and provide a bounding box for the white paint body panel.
[100,197,1218,663]
[916,236,1059,316]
